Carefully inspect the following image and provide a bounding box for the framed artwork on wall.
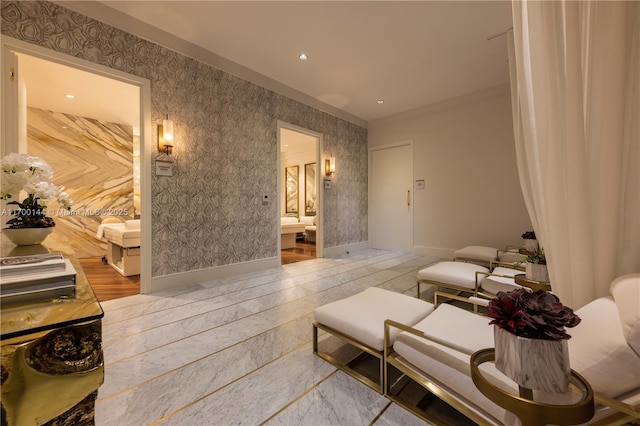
[305,163,316,216]
[285,165,299,214]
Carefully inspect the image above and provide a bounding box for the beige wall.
[368,84,532,258]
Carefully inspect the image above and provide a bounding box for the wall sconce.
[157,114,174,154]
[325,156,336,176]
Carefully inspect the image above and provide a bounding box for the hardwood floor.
[78,256,140,302]
[281,240,316,264]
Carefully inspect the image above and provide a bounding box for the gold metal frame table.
[514,273,552,292]
[470,348,594,426]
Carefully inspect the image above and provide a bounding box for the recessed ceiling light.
[299,53,308,61]
[65,94,75,99]
[377,99,384,104]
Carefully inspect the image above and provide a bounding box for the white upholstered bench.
[313,287,434,393]
[417,261,489,305]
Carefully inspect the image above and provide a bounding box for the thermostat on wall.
[324,180,331,190]
[415,179,425,190]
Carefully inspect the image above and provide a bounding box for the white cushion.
[417,261,488,290]
[610,273,640,356]
[300,216,315,226]
[411,303,493,355]
[570,296,640,398]
[124,219,140,230]
[480,267,524,295]
[281,216,298,224]
[281,223,305,234]
[314,287,434,352]
[453,246,498,263]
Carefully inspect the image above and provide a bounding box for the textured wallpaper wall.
[1,1,368,277]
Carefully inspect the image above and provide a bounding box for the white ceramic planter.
[494,326,570,393]
[523,239,539,253]
[526,262,550,283]
[2,227,53,246]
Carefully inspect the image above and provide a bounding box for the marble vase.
[523,238,539,253]
[525,262,550,283]
[494,326,570,393]
[2,227,53,246]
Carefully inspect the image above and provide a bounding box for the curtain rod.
[487,27,513,41]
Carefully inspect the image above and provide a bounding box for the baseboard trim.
[412,245,453,260]
[149,257,280,293]
[323,241,370,258]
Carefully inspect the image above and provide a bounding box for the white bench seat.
[313,287,434,393]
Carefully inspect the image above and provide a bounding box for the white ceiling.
[17,53,141,134]
[56,0,513,124]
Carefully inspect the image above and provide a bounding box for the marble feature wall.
[27,107,134,258]
[1,1,368,277]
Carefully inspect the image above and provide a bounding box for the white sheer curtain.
[508,1,639,308]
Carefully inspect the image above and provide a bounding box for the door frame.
[368,140,414,252]
[1,36,153,294]
[277,121,323,259]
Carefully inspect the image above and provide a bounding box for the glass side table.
[1,234,104,425]
[470,348,594,426]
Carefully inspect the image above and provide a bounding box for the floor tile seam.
[103,255,424,354]
[103,253,400,332]
[102,255,420,348]
[102,251,411,328]
[102,261,381,363]
[257,370,340,426]
[101,301,317,371]
[100,253,387,320]
[369,401,394,426]
[99,263,322,314]
[365,253,426,272]
[146,340,335,426]
[98,320,320,406]
[102,259,415,372]
[99,285,209,312]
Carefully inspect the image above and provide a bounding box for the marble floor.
[96,249,442,425]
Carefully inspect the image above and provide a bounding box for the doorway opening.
[278,123,322,264]
[2,39,150,300]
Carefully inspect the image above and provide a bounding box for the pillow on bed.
[281,216,298,225]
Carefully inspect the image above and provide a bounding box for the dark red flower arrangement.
[486,288,581,340]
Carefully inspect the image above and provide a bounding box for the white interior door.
[370,143,413,252]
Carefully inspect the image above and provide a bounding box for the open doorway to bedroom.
[3,48,142,301]
[279,125,321,265]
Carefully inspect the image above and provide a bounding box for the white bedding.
[96,220,141,248]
